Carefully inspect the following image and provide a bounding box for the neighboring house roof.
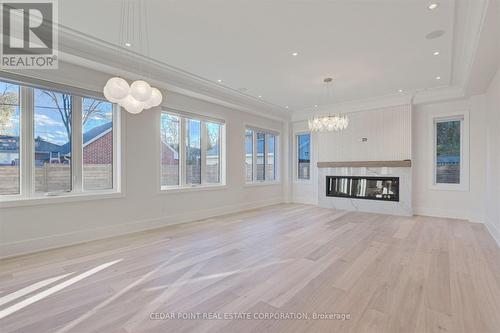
[35,138,63,153]
[1,122,113,156]
[161,141,179,160]
[0,135,19,152]
[59,122,112,155]
[165,142,219,161]
[0,135,62,154]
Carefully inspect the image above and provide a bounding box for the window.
[82,98,114,190]
[256,132,265,181]
[206,122,221,184]
[245,129,253,182]
[186,119,201,185]
[0,77,120,202]
[34,89,72,193]
[432,114,468,190]
[267,134,276,181]
[245,128,279,183]
[160,113,180,186]
[296,133,310,180]
[0,81,20,195]
[160,110,225,189]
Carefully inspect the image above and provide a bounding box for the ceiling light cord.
[103,0,163,114]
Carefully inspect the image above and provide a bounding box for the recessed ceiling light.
[433,51,440,56]
[258,95,262,98]
[436,76,441,80]
[292,52,299,57]
[314,104,318,108]
[125,42,131,47]
[426,30,445,40]
[398,89,404,93]
[285,106,289,109]
[217,79,223,83]
[428,3,439,10]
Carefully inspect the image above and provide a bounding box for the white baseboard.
[0,197,284,259]
[485,222,500,248]
[413,206,484,223]
[291,197,318,205]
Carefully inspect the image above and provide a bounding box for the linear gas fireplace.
[326,176,399,202]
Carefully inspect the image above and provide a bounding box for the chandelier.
[104,78,162,114]
[307,77,349,132]
[103,0,163,114]
[308,114,349,132]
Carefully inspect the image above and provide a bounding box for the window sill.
[0,191,124,208]
[293,179,313,185]
[429,184,469,192]
[160,184,228,194]
[244,181,281,187]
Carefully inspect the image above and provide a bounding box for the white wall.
[0,62,286,258]
[316,105,412,162]
[292,105,411,204]
[485,67,500,244]
[412,97,487,222]
[292,96,489,225]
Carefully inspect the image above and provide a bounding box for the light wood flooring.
[1,204,500,333]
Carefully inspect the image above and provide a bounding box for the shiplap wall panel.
[317,104,412,162]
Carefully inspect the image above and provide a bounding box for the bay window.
[0,77,120,203]
[161,110,225,189]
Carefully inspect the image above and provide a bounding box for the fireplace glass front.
[326,176,399,202]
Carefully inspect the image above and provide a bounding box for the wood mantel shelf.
[317,160,412,168]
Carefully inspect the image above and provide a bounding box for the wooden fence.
[0,164,112,194]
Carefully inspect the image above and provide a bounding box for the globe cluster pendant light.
[307,78,349,132]
[104,78,162,114]
[103,0,163,114]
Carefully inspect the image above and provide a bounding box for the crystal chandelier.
[308,114,349,132]
[307,78,349,132]
[103,0,163,114]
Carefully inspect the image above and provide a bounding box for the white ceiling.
[59,0,464,113]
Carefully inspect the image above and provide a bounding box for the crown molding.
[452,0,491,90]
[56,26,290,122]
[291,85,465,121]
[292,0,489,122]
[7,0,489,124]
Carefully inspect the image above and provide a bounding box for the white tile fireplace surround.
[318,163,412,216]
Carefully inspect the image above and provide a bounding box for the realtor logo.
[1,0,58,69]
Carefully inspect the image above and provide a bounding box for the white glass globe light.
[130,80,152,102]
[105,77,129,100]
[120,95,144,114]
[103,85,121,103]
[143,98,154,110]
[149,87,163,107]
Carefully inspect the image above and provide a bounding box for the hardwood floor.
[1,204,500,332]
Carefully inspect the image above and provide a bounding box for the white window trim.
[294,131,312,183]
[245,125,280,185]
[429,110,469,192]
[0,77,123,207]
[159,109,226,192]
